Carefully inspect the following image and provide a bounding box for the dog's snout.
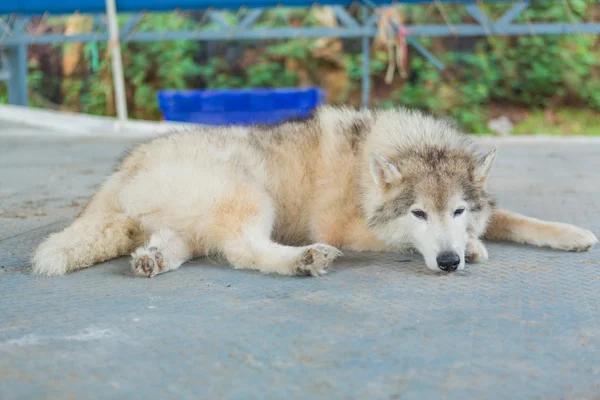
[436,251,460,272]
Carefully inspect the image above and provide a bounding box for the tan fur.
[485,209,598,252]
[31,106,598,277]
[211,185,263,239]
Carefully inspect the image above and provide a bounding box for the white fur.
[408,200,470,272]
[131,228,192,277]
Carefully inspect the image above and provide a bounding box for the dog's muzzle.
[436,251,460,272]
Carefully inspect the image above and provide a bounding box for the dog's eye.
[453,207,466,217]
[411,209,428,220]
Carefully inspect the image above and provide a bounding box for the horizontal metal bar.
[400,22,600,36]
[132,27,374,41]
[5,32,109,44]
[2,28,371,44]
[4,22,600,45]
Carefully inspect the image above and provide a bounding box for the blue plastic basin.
[157,87,325,126]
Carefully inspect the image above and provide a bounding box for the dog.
[32,106,598,277]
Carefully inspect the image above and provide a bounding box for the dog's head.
[366,147,496,272]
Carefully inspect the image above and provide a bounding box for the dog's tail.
[31,189,140,276]
[484,208,598,252]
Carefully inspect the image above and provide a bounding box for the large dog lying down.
[32,106,598,277]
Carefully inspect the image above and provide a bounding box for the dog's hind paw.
[131,247,165,278]
[294,243,342,277]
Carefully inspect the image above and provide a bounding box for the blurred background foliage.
[0,0,599,133]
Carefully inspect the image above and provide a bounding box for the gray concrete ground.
[1,123,600,400]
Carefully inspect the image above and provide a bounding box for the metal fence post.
[7,44,28,106]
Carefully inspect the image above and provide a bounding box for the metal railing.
[1,0,599,122]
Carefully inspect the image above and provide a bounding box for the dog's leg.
[223,236,341,277]
[211,186,341,276]
[32,184,142,276]
[485,208,598,251]
[131,228,192,278]
[466,236,488,263]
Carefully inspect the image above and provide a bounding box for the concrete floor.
[1,123,600,399]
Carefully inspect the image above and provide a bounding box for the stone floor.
[1,123,599,400]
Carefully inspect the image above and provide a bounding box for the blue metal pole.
[7,44,28,106]
[361,6,370,110]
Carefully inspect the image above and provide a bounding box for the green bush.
[378,1,600,131]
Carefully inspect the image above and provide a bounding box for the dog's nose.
[436,251,460,272]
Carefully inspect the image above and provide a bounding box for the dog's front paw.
[466,238,488,264]
[294,243,342,277]
[553,226,598,252]
[131,247,165,278]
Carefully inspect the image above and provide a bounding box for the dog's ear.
[370,152,401,191]
[474,149,497,186]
